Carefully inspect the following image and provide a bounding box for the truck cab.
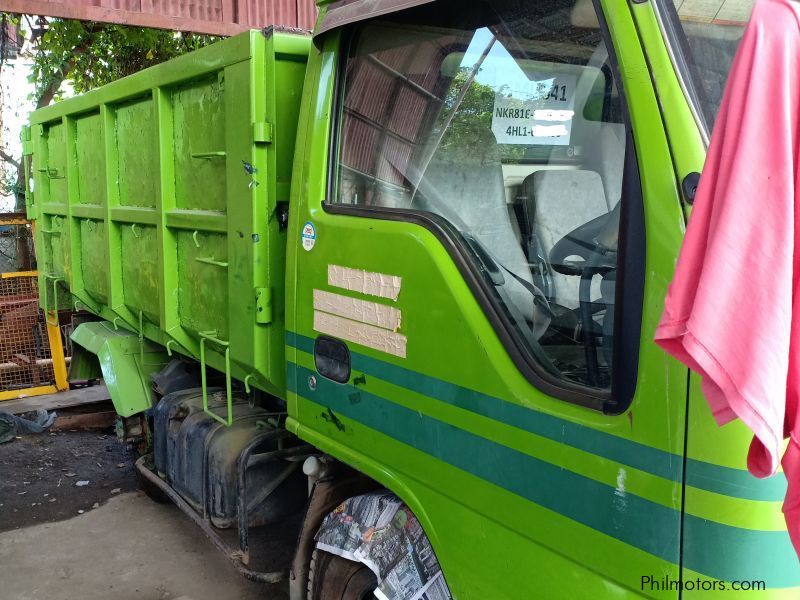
[288,0,798,596]
[24,0,799,597]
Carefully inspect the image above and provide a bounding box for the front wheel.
[308,549,378,600]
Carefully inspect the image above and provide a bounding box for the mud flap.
[70,321,170,416]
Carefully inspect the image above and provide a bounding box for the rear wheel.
[308,549,378,600]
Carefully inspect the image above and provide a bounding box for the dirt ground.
[0,430,288,600]
[0,430,138,531]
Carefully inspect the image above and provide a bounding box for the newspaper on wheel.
[315,492,452,600]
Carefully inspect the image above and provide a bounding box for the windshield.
[661,0,754,132]
[332,0,630,393]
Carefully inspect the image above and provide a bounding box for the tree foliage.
[24,18,219,100]
[1,15,220,104]
[434,67,524,163]
[0,13,220,211]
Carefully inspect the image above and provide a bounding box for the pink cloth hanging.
[654,0,800,555]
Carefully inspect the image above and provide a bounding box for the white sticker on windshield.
[491,73,577,146]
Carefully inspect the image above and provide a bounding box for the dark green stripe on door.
[288,360,799,586]
[286,332,786,502]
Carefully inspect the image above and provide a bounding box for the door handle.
[314,336,351,384]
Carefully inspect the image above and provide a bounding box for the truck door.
[632,0,800,594]
[287,0,689,596]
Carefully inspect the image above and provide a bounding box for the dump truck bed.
[25,29,310,398]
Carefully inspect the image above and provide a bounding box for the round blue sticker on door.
[301,221,316,251]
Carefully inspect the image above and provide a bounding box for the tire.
[308,549,378,600]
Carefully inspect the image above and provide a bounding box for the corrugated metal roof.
[0,0,318,36]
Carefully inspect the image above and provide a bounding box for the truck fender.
[289,470,380,600]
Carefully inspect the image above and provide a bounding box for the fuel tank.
[153,388,306,528]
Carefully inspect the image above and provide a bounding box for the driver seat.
[522,169,609,307]
[417,150,552,339]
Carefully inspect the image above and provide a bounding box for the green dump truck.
[22,0,798,597]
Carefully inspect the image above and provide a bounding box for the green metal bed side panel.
[70,321,170,417]
[27,30,311,400]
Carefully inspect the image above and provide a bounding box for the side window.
[656,0,753,133]
[330,0,633,396]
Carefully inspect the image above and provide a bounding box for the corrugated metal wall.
[0,0,318,36]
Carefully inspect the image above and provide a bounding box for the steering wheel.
[547,202,620,387]
[548,202,620,276]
